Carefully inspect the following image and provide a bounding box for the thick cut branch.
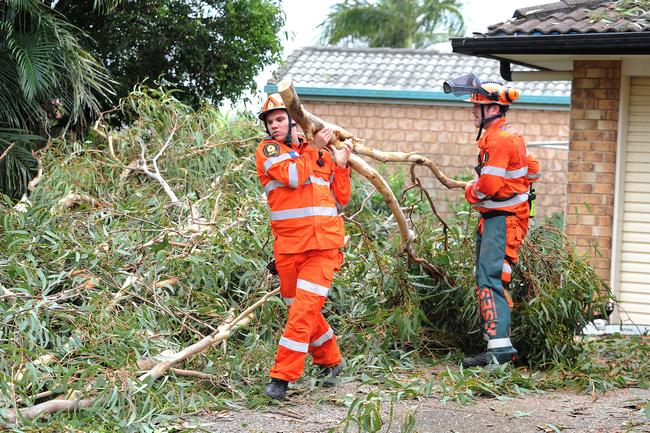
[278,79,355,143]
[348,155,413,248]
[278,78,466,255]
[277,78,467,190]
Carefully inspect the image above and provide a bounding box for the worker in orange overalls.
[443,73,541,367]
[255,93,353,400]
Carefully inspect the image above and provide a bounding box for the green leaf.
[150,234,169,253]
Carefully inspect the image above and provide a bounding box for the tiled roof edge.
[263,84,570,106]
[282,46,443,55]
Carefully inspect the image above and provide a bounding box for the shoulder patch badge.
[263,142,280,158]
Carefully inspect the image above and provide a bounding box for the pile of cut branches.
[0,86,613,431]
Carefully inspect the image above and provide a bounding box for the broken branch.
[277,77,467,190]
[137,288,280,384]
[4,398,93,424]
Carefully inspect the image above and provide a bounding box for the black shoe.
[265,378,288,400]
[462,351,515,368]
[316,364,343,387]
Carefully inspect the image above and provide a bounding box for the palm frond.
[10,32,59,100]
[0,0,113,199]
[92,0,122,14]
[319,1,390,46]
[419,0,465,37]
[0,0,114,132]
[0,133,39,200]
[319,0,466,48]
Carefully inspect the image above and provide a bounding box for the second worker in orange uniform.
[255,94,353,400]
[443,73,541,367]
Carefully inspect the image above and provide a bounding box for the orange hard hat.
[258,93,288,120]
[466,81,520,106]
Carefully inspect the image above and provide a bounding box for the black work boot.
[316,364,343,387]
[265,378,288,400]
[462,351,515,368]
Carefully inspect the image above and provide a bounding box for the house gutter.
[451,32,650,56]
[263,84,570,106]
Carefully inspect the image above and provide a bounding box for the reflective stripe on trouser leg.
[307,249,342,367]
[270,249,342,381]
[310,316,340,367]
[476,215,515,354]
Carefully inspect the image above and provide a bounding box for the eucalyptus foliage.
[0,87,625,431]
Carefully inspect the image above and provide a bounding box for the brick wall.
[565,60,621,281]
[303,100,569,218]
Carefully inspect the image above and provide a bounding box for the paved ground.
[191,381,650,433]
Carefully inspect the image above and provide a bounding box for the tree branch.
[277,77,467,190]
[4,398,93,424]
[136,288,280,385]
[137,119,187,209]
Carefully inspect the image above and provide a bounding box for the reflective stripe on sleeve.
[297,279,330,297]
[476,192,529,209]
[487,338,513,350]
[263,153,295,174]
[288,163,298,188]
[266,176,330,194]
[481,166,506,177]
[502,262,512,275]
[264,180,286,194]
[505,167,528,179]
[310,327,334,347]
[473,185,488,200]
[282,297,295,306]
[305,176,330,187]
[481,166,528,179]
[270,206,338,221]
[279,336,309,353]
[527,173,541,180]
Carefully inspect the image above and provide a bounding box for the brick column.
[565,60,621,281]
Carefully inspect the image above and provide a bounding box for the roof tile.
[486,0,650,36]
[268,47,571,98]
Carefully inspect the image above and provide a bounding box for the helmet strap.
[476,104,504,140]
[284,115,294,147]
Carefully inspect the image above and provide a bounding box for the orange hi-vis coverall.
[464,117,540,355]
[256,137,351,382]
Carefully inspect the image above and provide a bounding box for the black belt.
[481,210,514,219]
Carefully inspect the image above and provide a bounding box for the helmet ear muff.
[503,88,520,104]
